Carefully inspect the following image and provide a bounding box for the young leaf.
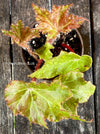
[35,42,54,61]
[32,4,87,42]
[2,20,39,59]
[5,80,72,128]
[2,20,39,48]
[29,51,92,79]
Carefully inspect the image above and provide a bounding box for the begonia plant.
[2,4,95,128]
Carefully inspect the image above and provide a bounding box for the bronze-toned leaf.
[2,20,39,58]
[32,4,88,42]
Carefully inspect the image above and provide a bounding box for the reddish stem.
[61,44,75,53]
[35,59,44,71]
[32,77,37,81]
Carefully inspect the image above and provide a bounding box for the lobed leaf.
[5,80,72,127]
[2,20,40,58]
[32,4,88,42]
[29,51,92,79]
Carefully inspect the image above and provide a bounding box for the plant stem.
[32,77,37,81]
[61,43,75,53]
[35,59,44,71]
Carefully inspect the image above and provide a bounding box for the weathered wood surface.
[52,0,95,134]
[92,0,100,134]
[0,0,99,133]
[0,0,14,134]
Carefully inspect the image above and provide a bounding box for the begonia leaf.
[29,51,92,79]
[5,80,72,128]
[32,4,87,42]
[2,20,39,57]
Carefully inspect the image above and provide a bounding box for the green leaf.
[59,72,96,103]
[35,42,54,61]
[29,51,92,79]
[5,80,72,128]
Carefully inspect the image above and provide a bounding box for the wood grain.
[51,0,96,134]
[0,0,14,134]
[92,0,100,133]
[11,0,50,133]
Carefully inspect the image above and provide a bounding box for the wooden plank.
[0,0,14,134]
[11,0,50,133]
[91,0,100,133]
[50,0,96,134]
